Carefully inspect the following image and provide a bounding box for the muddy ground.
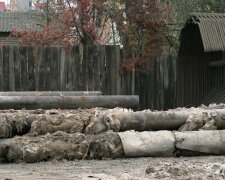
[0,156,225,180]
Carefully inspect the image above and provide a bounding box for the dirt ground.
[0,156,225,180]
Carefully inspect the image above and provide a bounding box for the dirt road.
[0,156,225,180]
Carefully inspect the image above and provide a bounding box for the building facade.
[0,2,5,12]
[11,0,32,12]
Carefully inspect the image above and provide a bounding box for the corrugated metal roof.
[0,12,41,32]
[182,13,225,52]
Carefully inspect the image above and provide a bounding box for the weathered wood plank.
[81,46,87,91]
[87,45,94,91]
[105,46,112,95]
[160,58,164,110]
[100,46,106,95]
[173,56,177,108]
[35,47,40,90]
[27,46,35,91]
[67,47,74,90]
[120,49,127,95]
[110,46,117,95]
[9,46,15,91]
[93,46,101,91]
[3,46,10,91]
[115,46,121,95]
[37,47,45,91]
[73,45,81,90]
[64,49,70,90]
[145,73,150,108]
[20,46,28,91]
[50,47,59,91]
[139,73,146,109]
[60,48,66,90]
[44,47,51,90]
[165,55,172,109]
[14,46,21,91]
[0,47,3,91]
[150,65,154,109]
[156,58,160,109]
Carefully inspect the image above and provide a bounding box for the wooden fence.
[0,45,176,110]
[138,56,177,110]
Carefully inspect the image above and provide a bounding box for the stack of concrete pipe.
[1,130,225,163]
[0,92,224,163]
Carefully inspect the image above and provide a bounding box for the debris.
[0,131,124,163]
[30,114,84,135]
[0,113,29,138]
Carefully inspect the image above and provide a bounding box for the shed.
[177,13,225,107]
[0,12,41,45]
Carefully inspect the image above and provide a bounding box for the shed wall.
[177,24,224,107]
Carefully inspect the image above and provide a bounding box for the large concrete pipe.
[118,112,189,131]
[1,130,225,162]
[0,91,102,96]
[0,95,139,110]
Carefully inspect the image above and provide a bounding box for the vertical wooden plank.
[44,47,51,90]
[110,46,117,95]
[145,73,150,108]
[160,57,165,110]
[165,56,170,109]
[81,45,87,91]
[105,46,112,95]
[3,46,10,91]
[166,55,176,109]
[0,47,3,91]
[14,46,21,91]
[60,48,66,90]
[151,63,155,109]
[173,56,177,108]
[152,62,156,110]
[163,57,169,110]
[149,68,154,109]
[64,49,70,90]
[120,48,131,95]
[20,46,28,91]
[50,47,59,91]
[115,46,121,95]
[131,71,135,95]
[93,46,101,91]
[73,45,81,91]
[38,47,45,91]
[105,45,120,95]
[134,66,140,96]
[121,49,127,95]
[87,45,94,91]
[9,46,15,91]
[67,47,74,90]
[156,58,160,110]
[147,68,151,109]
[140,73,146,109]
[35,47,40,90]
[127,72,131,95]
[100,46,107,94]
[27,46,35,91]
